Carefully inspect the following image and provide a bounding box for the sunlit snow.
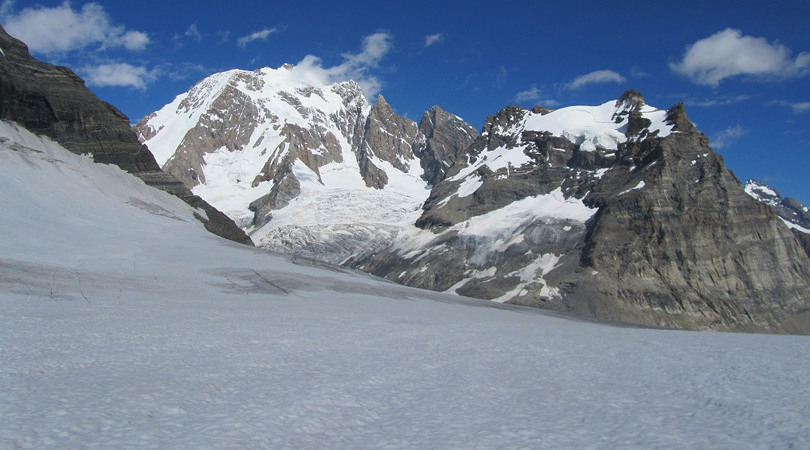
[524,100,673,151]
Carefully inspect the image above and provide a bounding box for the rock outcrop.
[416,105,480,186]
[0,24,251,245]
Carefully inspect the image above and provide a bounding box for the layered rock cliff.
[0,25,251,245]
[349,92,810,333]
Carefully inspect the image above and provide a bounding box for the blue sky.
[2,0,808,203]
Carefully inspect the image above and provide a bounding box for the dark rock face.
[0,25,251,245]
[357,95,420,189]
[416,105,479,186]
[350,92,810,334]
[568,124,810,333]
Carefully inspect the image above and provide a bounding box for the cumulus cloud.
[711,125,747,149]
[237,28,278,47]
[81,63,158,90]
[671,28,810,86]
[1,2,149,54]
[424,33,445,47]
[565,70,626,90]
[288,32,393,98]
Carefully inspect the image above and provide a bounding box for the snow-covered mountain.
[745,179,810,233]
[135,67,477,263]
[354,92,810,332]
[140,74,810,332]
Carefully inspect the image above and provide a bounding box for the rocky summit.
[138,72,810,333]
[0,25,250,245]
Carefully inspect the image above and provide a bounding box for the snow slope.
[2,119,810,448]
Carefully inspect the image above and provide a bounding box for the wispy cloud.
[565,70,626,90]
[515,85,542,102]
[1,2,149,54]
[493,65,508,87]
[686,95,752,107]
[514,85,559,107]
[711,125,747,149]
[172,23,203,48]
[791,102,810,113]
[288,32,394,98]
[771,100,810,114]
[80,63,158,91]
[424,33,445,47]
[184,23,202,42]
[671,28,810,86]
[630,67,648,79]
[237,28,278,47]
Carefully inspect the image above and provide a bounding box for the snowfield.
[2,119,810,448]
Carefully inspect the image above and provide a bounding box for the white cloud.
[81,63,158,90]
[671,28,810,86]
[424,33,444,47]
[711,125,747,149]
[121,31,149,51]
[514,85,559,107]
[1,2,149,54]
[288,32,393,98]
[565,70,626,90]
[237,28,278,47]
[515,85,541,102]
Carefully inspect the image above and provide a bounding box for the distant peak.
[281,63,294,70]
[375,94,389,105]
[615,90,645,111]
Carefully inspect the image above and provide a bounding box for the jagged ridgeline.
[138,67,810,333]
[0,25,251,245]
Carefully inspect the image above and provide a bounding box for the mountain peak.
[665,102,696,133]
[373,94,390,107]
[615,89,646,112]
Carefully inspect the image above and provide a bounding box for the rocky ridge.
[348,92,810,333]
[0,25,250,245]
